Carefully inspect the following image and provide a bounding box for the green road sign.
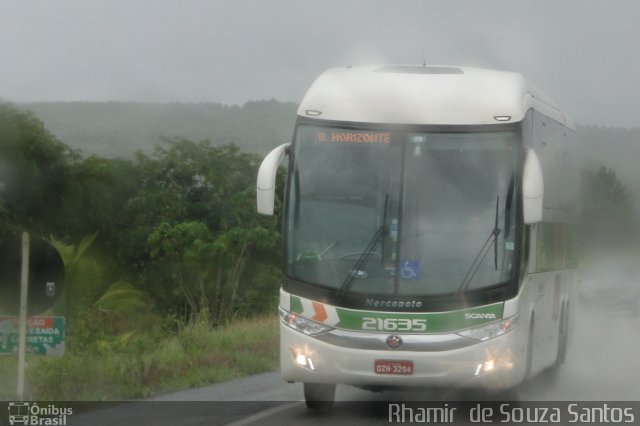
[0,316,65,356]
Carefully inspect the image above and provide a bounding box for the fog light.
[291,348,316,371]
[296,354,307,366]
[474,349,515,376]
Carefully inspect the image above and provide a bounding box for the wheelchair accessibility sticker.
[400,260,419,279]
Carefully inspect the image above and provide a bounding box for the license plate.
[374,360,414,375]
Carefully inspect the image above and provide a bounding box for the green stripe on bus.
[334,303,504,333]
[290,295,304,314]
[288,295,504,333]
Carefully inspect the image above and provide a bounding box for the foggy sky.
[1,0,639,127]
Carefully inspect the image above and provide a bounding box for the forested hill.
[18,101,640,198]
[21,100,298,158]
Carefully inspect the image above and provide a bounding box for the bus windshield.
[286,125,519,298]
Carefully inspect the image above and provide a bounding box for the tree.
[119,138,282,321]
[50,234,107,321]
[580,166,636,244]
[0,103,76,235]
[60,155,138,255]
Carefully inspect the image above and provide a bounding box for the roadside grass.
[0,315,279,401]
[0,356,19,400]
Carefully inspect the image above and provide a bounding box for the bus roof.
[297,65,575,129]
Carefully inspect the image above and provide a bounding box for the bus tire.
[303,383,336,410]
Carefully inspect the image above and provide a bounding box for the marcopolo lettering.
[364,298,422,309]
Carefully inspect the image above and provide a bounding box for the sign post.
[17,232,30,400]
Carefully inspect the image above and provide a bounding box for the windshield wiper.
[336,194,389,300]
[457,195,501,294]
[504,174,515,239]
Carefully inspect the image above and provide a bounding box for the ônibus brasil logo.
[8,402,72,425]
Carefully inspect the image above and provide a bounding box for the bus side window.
[536,222,554,273]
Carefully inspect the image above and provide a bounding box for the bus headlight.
[456,314,519,342]
[279,307,333,335]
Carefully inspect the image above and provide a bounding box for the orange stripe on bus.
[312,302,328,322]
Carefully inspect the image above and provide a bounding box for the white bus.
[257,65,578,407]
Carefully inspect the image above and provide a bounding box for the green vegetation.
[0,315,278,400]
[1,102,283,323]
[579,166,638,249]
[0,102,284,399]
[576,125,640,212]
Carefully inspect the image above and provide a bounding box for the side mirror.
[522,148,544,224]
[256,143,290,215]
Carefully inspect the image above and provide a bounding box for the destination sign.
[314,130,391,144]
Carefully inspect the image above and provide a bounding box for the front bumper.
[280,322,526,390]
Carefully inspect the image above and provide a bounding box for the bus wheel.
[304,383,336,409]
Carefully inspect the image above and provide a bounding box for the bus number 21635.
[362,318,427,332]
